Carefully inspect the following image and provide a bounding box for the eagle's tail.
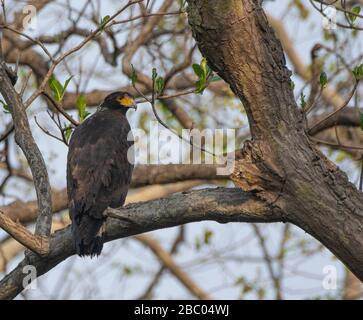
[72,216,105,257]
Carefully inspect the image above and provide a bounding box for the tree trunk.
[186,0,363,280]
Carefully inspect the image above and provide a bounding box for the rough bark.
[0,63,52,239]
[186,0,363,280]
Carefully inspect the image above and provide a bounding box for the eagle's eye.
[117,95,136,108]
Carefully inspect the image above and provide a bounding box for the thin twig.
[41,91,79,127]
[34,116,65,145]
[308,81,359,134]
[311,136,363,150]
[0,124,14,143]
[133,82,218,157]
[19,69,32,98]
[0,25,54,62]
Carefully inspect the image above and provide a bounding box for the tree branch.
[308,108,361,135]
[0,62,53,239]
[0,211,48,256]
[186,0,363,282]
[0,188,279,300]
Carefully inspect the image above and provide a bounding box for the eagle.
[67,92,136,257]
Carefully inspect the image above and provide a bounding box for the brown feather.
[67,107,134,256]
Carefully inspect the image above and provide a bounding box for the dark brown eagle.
[67,92,136,257]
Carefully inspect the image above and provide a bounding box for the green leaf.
[349,6,361,23]
[235,276,246,285]
[179,0,187,11]
[200,57,208,74]
[62,75,73,97]
[192,63,204,79]
[278,248,287,260]
[319,71,328,88]
[359,111,363,131]
[152,68,158,81]
[192,57,215,94]
[155,76,165,94]
[300,92,306,109]
[292,0,309,19]
[195,79,207,94]
[76,95,90,122]
[100,15,110,29]
[64,126,73,143]
[203,229,213,245]
[131,64,138,86]
[353,63,363,80]
[257,288,266,300]
[290,80,295,90]
[48,77,63,101]
[0,100,10,114]
[123,266,132,275]
[242,284,252,294]
[335,151,348,163]
[48,76,73,102]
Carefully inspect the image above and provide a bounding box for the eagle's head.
[102,91,137,111]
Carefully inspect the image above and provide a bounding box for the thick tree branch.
[0,181,200,273]
[186,0,363,281]
[0,62,53,239]
[0,188,279,300]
